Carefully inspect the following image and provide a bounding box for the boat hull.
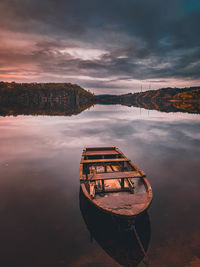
[80,147,153,218]
[80,182,152,219]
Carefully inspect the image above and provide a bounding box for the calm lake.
[0,104,200,267]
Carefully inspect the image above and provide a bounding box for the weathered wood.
[109,165,114,171]
[121,178,124,189]
[87,171,143,181]
[93,193,148,216]
[102,179,105,191]
[83,150,118,156]
[85,146,116,151]
[106,165,112,172]
[96,187,130,194]
[111,165,120,172]
[127,178,135,194]
[89,183,95,198]
[80,146,153,218]
[81,158,130,164]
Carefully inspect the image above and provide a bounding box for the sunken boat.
[80,147,153,218]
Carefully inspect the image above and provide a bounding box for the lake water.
[0,105,200,267]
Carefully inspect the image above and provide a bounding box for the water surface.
[0,105,200,267]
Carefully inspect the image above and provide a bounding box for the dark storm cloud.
[0,0,200,89]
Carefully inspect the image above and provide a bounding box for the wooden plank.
[81,158,129,164]
[83,150,118,156]
[87,171,143,181]
[85,146,116,151]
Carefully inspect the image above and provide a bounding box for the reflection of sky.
[0,106,200,266]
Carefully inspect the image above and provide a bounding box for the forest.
[0,82,96,116]
[0,82,199,115]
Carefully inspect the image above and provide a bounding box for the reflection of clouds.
[0,108,200,266]
[1,109,200,157]
[1,112,200,195]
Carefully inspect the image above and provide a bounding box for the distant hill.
[0,82,199,115]
[97,87,200,113]
[0,82,97,116]
[0,82,95,103]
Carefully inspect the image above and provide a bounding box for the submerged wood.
[79,146,153,218]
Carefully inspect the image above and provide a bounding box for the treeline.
[173,88,200,100]
[0,82,96,104]
[0,82,199,115]
[0,82,97,116]
[122,86,200,102]
[97,86,200,114]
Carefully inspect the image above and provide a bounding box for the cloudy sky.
[0,0,200,93]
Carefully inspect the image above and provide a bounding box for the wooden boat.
[80,146,153,218]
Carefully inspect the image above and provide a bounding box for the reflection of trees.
[0,82,96,116]
[0,100,95,116]
[0,82,199,116]
[97,87,200,114]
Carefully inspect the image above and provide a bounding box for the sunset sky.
[0,0,200,93]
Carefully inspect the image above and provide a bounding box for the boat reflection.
[79,188,151,267]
